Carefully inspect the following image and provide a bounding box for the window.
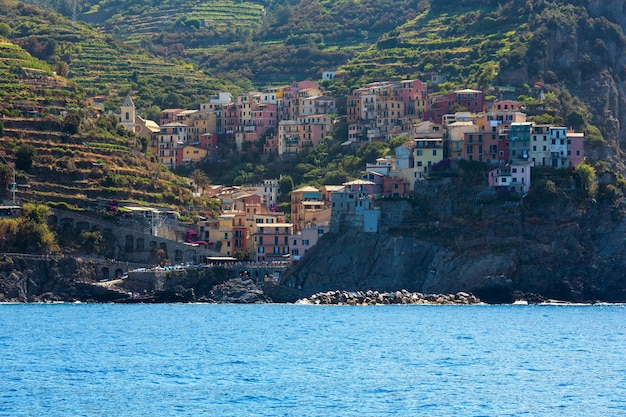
[432,149,437,156]
[303,239,310,246]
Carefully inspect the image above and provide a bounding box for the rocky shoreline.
[295,289,482,305]
[0,256,618,305]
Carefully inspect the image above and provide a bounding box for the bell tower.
[119,94,136,132]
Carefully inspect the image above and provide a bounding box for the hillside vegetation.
[0,39,219,219]
[0,0,240,115]
[10,0,626,154]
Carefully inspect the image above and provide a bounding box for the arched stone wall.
[60,218,74,230]
[100,267,110,281]
[76,221,89,233]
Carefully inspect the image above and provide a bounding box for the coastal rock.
[296,289,481,305]
[281,192,626,303]
[209,278,270,303]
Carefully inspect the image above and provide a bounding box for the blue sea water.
[0,304,625,417]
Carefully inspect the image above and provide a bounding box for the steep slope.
[0,39,211,212]
[344,0,626,149]
[21,0,421,85]
[0,38,85,114]
[0,0,239,113]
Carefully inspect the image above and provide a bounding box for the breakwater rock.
[295,289,481,305]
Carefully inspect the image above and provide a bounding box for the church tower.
[119,94,136,132]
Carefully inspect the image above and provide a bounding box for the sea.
[1,304,625,417]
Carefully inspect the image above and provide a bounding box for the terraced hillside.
[98,1,265,45]
[0,0,239,113]
[22,0,422,86]
[0,39,213,216]
[341,2,527,88]
[0,114,219,220]
[0,39,85,115]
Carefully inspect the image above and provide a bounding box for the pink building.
[488,161,533,193]
[251,102,278,137]
[567,131,585,167]
[290,223,329,261]
[300,115,331,147]
[396,79,428,116]
[254,222,293,262]
[463,130,501,163]
[383,176,410,196]
[426,89,485,123]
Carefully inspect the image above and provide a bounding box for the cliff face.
[282,185,626,303]
[0,258,265,303]
[499,1,626,152]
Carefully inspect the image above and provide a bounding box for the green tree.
[81,231,102,254]
[566,110,585,129]
[279,175,294,197]
[360,141,389,164]
[191,169,210,194]
[16,204,59,253]
[323,169,348,185]
[15,144,37,172]
[55,61,69,77]
[0,218,18,252]
[576,163,597,198]
[0,164,11,191]
[63,111,81,134]
[0,23,11,37]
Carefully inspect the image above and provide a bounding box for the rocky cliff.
[281,180,626,303]
[0,257,268,303]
